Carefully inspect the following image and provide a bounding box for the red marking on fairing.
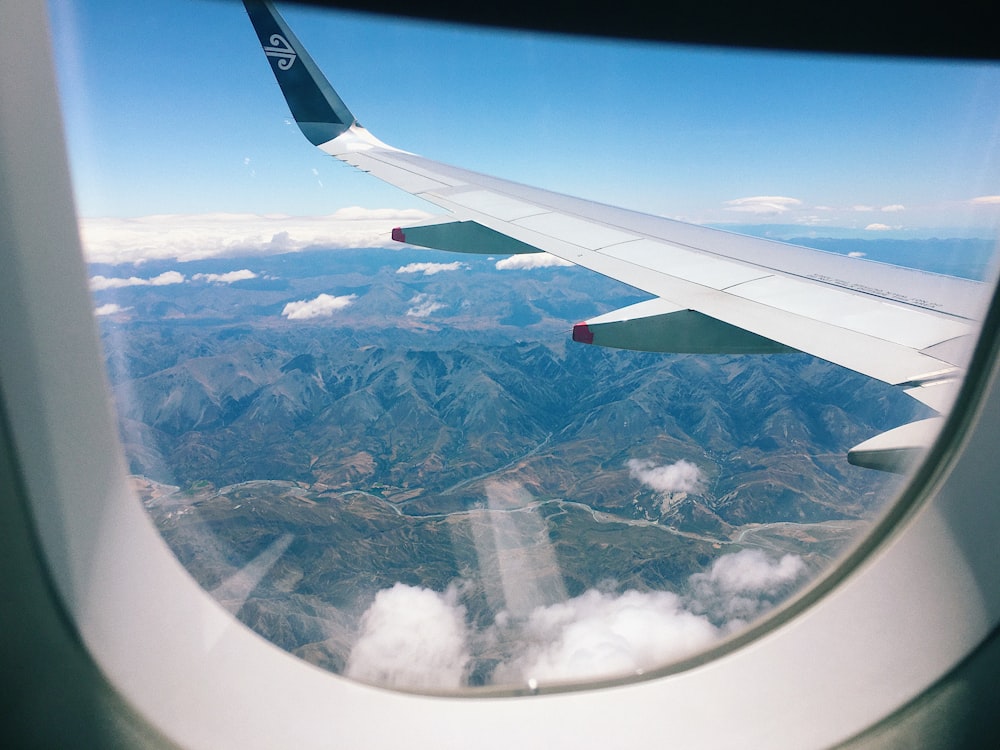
[572,323,594,344]
[391,227,406,243]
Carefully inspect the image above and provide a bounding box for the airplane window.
[50,0,1000,693]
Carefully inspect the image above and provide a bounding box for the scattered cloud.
[346,547,807,690]
[281,293,357,320]
[865,223,899,231]
[971,195,1000,205]
[89,270,185,291]
[724,196,803,215]
[686,549,807,630]
[494,253,573,270]
[406,293,446,318]
[396,261,468,276]
[345,583,470,690]
[92,267,262,290]
[94,303,130,316]
[192,269,258,284]
[881,204,905,213]
[627,458,704,495]
[79,208,436,264]
[491,589,719,685]
[851,205,875,212]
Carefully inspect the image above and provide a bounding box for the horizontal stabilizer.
[847,417,944,473]
[572,299,797,354]
[392,221,543,255]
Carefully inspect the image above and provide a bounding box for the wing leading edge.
[242,0,988,472]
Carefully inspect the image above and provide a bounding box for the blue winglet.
[243,0,356,145]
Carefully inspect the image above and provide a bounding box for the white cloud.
[971,195,1000,205]
[627,458,704,495]
[345,583,470,690]
[881,204,905,213]
[851,204,875,212]
[686,549,807,629]
[89,270,185,290]
[864,223,898,231]
[332,206,429,222]
[724,196,802,214]
[344,547,807,689]
[848,251,867,258]
[793,215,832,226]
[406,293,446,318]
[494,253,573,270]
[79,209,436,264]
[695,549,805,594]
[94,303,130,316]
[192,269,258,284]
[396,261,468,275]
[498,549,806,684]
[492,589,719,685]
[281,293,356,320]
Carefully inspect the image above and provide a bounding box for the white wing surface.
[243,0,988,471]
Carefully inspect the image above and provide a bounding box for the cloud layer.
[80,195,1000,268]
[724,196,803,215]
[80,208,434,264]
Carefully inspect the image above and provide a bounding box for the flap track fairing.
[392,220,544,255]
[572,299,797,354]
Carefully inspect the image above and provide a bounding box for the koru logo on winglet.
[264,33,296,70]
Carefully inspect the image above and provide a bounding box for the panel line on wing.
[726,275,971,351]
[432,188,548,222]
[341,152,455,193]
[512,213,639,250]
[600,239,774,290]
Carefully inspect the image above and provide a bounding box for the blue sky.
[49,0,1000,260]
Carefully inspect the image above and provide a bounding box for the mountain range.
[92,240,951,686]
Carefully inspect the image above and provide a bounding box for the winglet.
[243,0,356,145]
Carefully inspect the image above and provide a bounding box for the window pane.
[52,0,1000,692]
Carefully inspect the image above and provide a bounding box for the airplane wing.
[243,0,988,472]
